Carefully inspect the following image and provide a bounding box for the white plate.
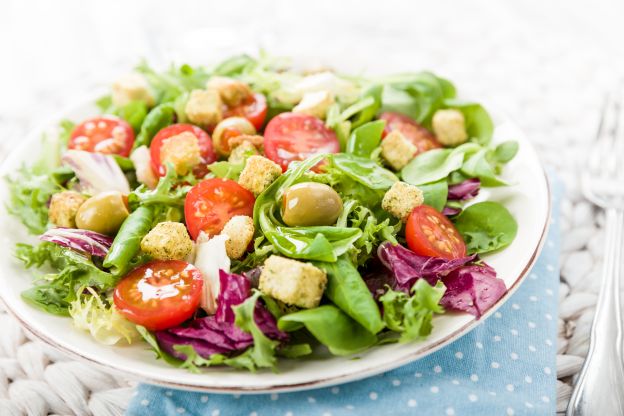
[0,98,550,394]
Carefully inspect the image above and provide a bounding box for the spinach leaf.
[418,180,448,212]
[103,206,154,276]
[213,54,256,76]
[316,256,384,334]
[346,120,385,158]
[380,279,445,343]
[380,72,453,124]
[460,148,508,187]
[134,103,176,148]
[115,101,148,133]
[329,153,398,191]
[493,140,519,164]
[278,305,377,356]
[349,84,383,128]
[454,201,518,254]
[443,99,494,146]
[401,143,479,185]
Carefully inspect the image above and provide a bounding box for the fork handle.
[567,208,624,415]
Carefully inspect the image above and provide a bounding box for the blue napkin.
[127,179,560,416]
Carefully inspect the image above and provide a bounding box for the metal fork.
[567,87,624,415]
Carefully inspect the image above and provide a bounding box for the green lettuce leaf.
[453,201,518,254]
[380,279,445,342]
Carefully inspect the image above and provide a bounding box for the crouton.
[185,89,223,126]
[111,73,155,108]
[381,181,424,222]
[160,131,201,175]
[381,130,418,171]
[140,221,193,260]
[432,109,468,147]
[48,191,87,228]
[238,155,282,196]
[292,90,334,119]
[226,134,264,153]
[220,215,254,259]
[206,76,253,107]
[259,255,327,308]
[228,141,259,165]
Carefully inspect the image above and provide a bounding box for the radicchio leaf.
[156,269,287,360]
[62,150,130,195]
[448,178,480,201]
[40,227,113,257]
[440,263,507,318]
[376,242,506,318]
[377,242,476,292]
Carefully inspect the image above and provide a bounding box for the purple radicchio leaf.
[376,242,506,318]
[39,227,113,257]
[156,269,287,360]
[377,242,476,292]
[441,206,462,216]
[439,263,507,318]
[448,178,480,201]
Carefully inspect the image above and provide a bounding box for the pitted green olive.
[75,191,129,235]
[212,117,256,156]
[281,182,343,227]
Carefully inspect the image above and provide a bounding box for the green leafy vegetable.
[418,180,449,212]
[380,279,445,342]
[115,101,148,133]
[346,120,385,158]
[278,305,377,356]
[443,99,494,145]
[401,143,479,185]
[493,140,519,163]
[454,201,518,254]
[380,72,455,124]
[229,290,280,370]
[136,325,184,367]
[134,103,175,148]
[316,256,384,334]
[69,287,139,345]
[348,84,383,128]
[16,242,116,315]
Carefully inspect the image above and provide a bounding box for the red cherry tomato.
[379,112,442,154]
[405,205,467,259]
[184,178,255,239]
[69,116,135,157]
[223,92,267,130]
[150,124,217,177]
[264,112,340,172]
[113,260,203,331]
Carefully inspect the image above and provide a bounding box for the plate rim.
[0,94,551,394]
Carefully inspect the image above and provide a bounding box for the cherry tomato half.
[69,116,135,157]
[113,260,203,331]
[184,178,255,239]
[405,205,467,259]
[379,112,442,154]
[150,124,217,177]
[223,92,268,131]
[264,112,340,172]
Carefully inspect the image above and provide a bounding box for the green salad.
[7,53,519,372]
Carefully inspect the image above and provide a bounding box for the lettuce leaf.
[380,279,445,342]
[69,287,139,345]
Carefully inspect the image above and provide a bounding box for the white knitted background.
[1,0,624,414]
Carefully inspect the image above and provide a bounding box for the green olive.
[212,117,256,156]
[75,191,129,235]
[282,182,343,227]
